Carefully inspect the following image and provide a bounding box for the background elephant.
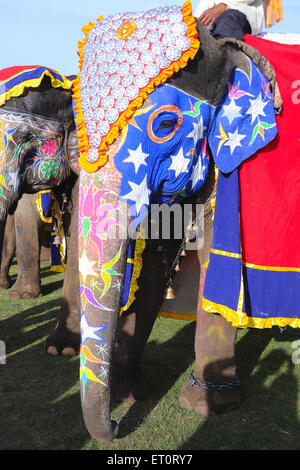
[0,66,81,355]
[71,3,280,442]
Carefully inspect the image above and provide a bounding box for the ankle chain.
[189,371,241,391]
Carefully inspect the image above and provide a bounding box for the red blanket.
[241,35,300,269]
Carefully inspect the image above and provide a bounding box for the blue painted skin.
[113,58,277,226]
[114,83,212,222]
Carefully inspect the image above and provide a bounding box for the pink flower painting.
[41,139,58,157]
[79,183,120,265]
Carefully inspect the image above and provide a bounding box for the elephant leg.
[111,240,165,402]
[46,179,81,356]
[179,195,240,415]
[0,214,16,289]
[10,194,42,299]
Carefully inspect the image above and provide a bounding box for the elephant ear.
[207,57,278,174]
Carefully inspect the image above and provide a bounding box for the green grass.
[1,260,300,449]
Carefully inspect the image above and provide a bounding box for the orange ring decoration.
[147,105,183,143]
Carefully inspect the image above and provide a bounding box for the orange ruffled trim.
[73,1,200,173]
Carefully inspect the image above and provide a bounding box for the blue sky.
[1,0,299,76]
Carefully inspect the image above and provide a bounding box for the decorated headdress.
[0,65,73,107]
[72,0,200,173]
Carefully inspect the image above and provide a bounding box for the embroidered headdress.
[73,0,200,172]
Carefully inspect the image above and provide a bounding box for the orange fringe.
[72,1,200,173]
[265,0,284,28]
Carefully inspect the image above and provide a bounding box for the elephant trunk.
[78,169,131,441]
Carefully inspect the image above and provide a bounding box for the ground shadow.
[114,320,196,439]
[179,326,300,450]
[0,299,88,449]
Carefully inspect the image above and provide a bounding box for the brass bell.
[174,263,181,272]
[180,249,186,257]
[164,281,176,300]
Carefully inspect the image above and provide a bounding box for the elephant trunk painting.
[78,165,133,441]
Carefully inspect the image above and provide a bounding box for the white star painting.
[168,147,190,178]
[123,143,149,173]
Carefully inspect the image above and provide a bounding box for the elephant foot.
[179,371,241,416]
[111,369,148,402]
[45,327,80,356]
[9,284,42,299]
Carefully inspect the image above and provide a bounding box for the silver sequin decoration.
[101,96,115,109]
[141,50,155,64]
[126,85,139,100]
[93,108,105,122]
[162,33,176,46]
[90,95,100,109]
[172,22,187,36]
[99,85,110,98]
[87,148,99,163]
[108,75,120,87]
[89,132,102,147]
[122,73,134,87]
[144,63,159,78]
[116,97,129,111]
[98,120,110,135]
[111,85,126,98]
[131,62,144,75]
[127,51,139,64]
[118,62,130,76]
[134,74,149,88]
[80,4,194,164]
[166,45,181,61]
[106,108,119,123]
[176,36,191,51]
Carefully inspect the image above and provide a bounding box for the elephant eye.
[148,106,183,143]
[158,120,176,130]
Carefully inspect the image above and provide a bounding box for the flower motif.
[40,160,59,180]
[116,20,137,40]
[79,183,120,264]
[41,139,58,156]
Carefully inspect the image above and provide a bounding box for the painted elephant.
[0,66,81,354]
[70,2,286,442]
[0,4,295,444]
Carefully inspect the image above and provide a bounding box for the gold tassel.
[265,0,284,28]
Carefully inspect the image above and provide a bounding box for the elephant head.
[0,67,79,259]
[74,2,278,441]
